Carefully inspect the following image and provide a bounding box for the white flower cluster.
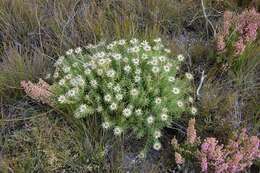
[52,38,196,152]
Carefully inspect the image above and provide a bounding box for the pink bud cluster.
[21,79,53,105]
[198,128,260,173]
[216,9,260,55]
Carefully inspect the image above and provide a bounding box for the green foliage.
[51,38,196,152]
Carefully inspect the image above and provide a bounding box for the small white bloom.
[185,72,194,80]
[188,97,194,103]
[177,54,185,61]
[147,116,154,124]
[131,46,140,53]
[130,88,139,96]
[107,82,113,89]
[143,44,151,51]
[152,66,160,73]
[135,68,141,75]
[153,142,162,150]
[106,69,116,78]
[132,58,139,65]
[177,101,184,108]
[113,85,121,92]
[96,51,105,58]
[115,94,123,101]
[138,151,145,159]
[130,38,138,44]
[97,69,104,76]
[164,65,171,72]
[141,54,148,60]
[154,38,161,43]
[97,106,103,112]
[168,76,175,82]
[172,87,180,94]
[66,49,73,55]
[98,58,106,65]
[155,97,162,105]
[79,104,87,113]
[154,130,161,139]
[164,49,171,53]
[67,88,78,97]
[191,107,197,115]
[112,53,122,60]
[58,79,66,85]
[123,108,132,117]
[84,68,91,75]
[65,74,72,80]
[102,122,110,129]
[134,76,141,82]
[45,73,51,79]
[110,102,117,111]
[135,109,142,116]
[114,127,122,136]
[160,113,168,121]
[63,66,71,73]
[118,39,126,45]
[90,80,98,88]
[159,56,167,62]
[104,94,112,102]
[54,56,65,66]
[150,58,158,65]
[58,95,66,103]
[75,47,82,54]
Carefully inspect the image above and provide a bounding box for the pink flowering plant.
[216,9,260,70]
[172,119,260,173]
[50,38,196,153]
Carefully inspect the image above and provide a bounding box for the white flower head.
[104,94,112,102]
[153,142,162,150]
[130,88,139,96]
[168,76,175,82]
[123,108,132,117]
[154,130,161,139]
[124,65,131,73]
[164,48,171,53]
[191,107,197,115]
[152,66,160,74]
[63,66,71,73]
[67,88,77,97]
[130,38,139,44]
[112,53,122,60]
[58,95,66,103]
[118,39,126,45]
[159,56,167,62]
[150,58,158,66]
[135,109,142,116]
[160,113,168,121]
[134,76,141,82]
[154,38,161,43]
[97,69,104,76]
[147,116,154,124]
[131,46,140,53]
[106,69,116,78]
[53,71,59,79]
[55,56,65,66]
[188,97,194,103]
[177,54,185,61]
[143,44,151,51]
[107,82,113,89]
[84,68,91,75]
[97,106,103,112]
[102,122,110,129]
[79,104,87,113]
[66,49,74,55]
[75,47,82,54]
[58,79,66,85]
[113,85,121,92]
[132,58,139,65]
[114,127,122,136]
[115,94,123,101]
[155,97,162,105]
[141,54,148,60]
[164,65,171,72]
[172,87,180,94]
[185,72,194,80]
[90,80,98,88]
[110,102,117,111]
[177,100,184,108]
[64,74,72,80]
[135,68,141,75]
[98,58,106,65]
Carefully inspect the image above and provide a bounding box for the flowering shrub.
[172,119,260,173]
[216,9,260,56]
[51,38,195,152]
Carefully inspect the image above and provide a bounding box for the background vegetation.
[0,0,259,172]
